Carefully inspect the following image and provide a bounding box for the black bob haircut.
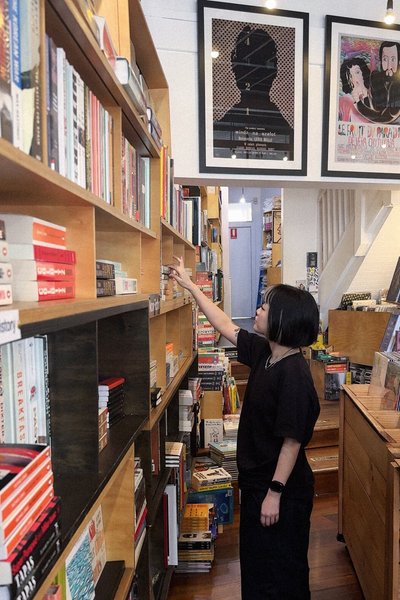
[262,284,319,347]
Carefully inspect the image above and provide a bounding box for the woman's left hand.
[260,490,281,527]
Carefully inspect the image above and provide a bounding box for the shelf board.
[154,296,194,316]
[95,560,125,600]
[13,295,149,335]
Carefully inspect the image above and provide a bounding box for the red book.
[0,490,55,559]
[11,260,75,281]
[0,445,51,506]
[0,457,52,522]
[12,280,75,302]
[8,244,76,264]
[98,377,125,391]
[0,472,54,542]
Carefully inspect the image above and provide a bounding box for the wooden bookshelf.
[0,0,196,598]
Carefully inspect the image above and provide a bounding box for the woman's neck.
[269,341,298,360]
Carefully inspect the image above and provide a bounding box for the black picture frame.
[322,15,400,178]
[198,0,309,175]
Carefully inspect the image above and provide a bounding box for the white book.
[56,46,67,177]
[165,484,178,566]
[0,214,66,248]
[76,72,86,189]
[24,336,39,444]
[10,0,22,150]
[0,344,15,443]
[115,277,137,295]
[34,335,49,444]
[0,263,12,283]
[11,339,29,444]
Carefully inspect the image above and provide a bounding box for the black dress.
[236,329,320,600]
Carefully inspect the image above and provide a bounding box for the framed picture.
[197,1,309,175]
[322,15,400,178]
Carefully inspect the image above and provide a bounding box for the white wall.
[141,0,400,188]
[281,190,319,285]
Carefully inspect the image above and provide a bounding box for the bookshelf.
[257,205,281,307]
[0,0,196,598]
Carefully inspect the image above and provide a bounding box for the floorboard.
[167,494,364,599]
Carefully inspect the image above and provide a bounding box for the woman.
[339,57,374,123]
[169,256,320,599]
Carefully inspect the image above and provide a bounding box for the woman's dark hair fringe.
[263,284,319,347]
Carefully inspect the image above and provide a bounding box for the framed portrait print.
[322,15,400,178]
[198,1,309,175]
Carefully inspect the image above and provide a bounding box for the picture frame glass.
[198,2,308,175]
[323,16,400,177]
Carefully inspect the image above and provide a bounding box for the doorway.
[229,224,253,318]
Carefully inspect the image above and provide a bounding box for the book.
[0,0,13,143]
[96,278,115,297]
[87,505,106,586]
[9,0,22,149]
[98,377,125,391]
[8,244,76,264]
[65,529,95,600]
[93,15,117,70]
[115,277,137,295]
[0,215,66,248]
[43,585,61,600]
[0,262,12,283]
[46,35,58,171]
[10,260,75,281]
[12,280,75,302]
[0,284,12,305]
[191,466,232,491]
[114,56,147,116]
[19,0,41,159]
[165,484,178,566]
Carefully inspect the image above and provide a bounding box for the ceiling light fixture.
[211,49,220,59]
[231,149,237,159]
[265,0,277,9]
[385,0,396,24]
[240,187,246,203]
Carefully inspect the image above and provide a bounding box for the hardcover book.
[0,215,66,248]
[11,260,75,281]
[12,280,75,302]
[65,529,95,600]
[8,244,76,264]
[0,444,51,505]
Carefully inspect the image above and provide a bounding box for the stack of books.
[178,389,194,432]
[0,444,61,599]
[191,465,231,492]
[0,219,12,305]
[98,377,125,428]
[96,260,116,297]
[150,386,162,408]
[176,503,216,573]
[150,359,157,388]
[165,441,184,469]
[198,348,228,391]
[208,440,238,481]
[3,214,76,302]
[223,414,240,440]
[134,460,147,567]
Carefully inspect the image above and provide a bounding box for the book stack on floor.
[223,414,240,440]
[189,461,234,526]
[2,214,76,302]
[134,459,147,567]
[98,377,126,429]
[175,503,217,573]
[0,335,50,445]
[209,439,238,482]
[0,444,61,600]
[165,441,186,521]
[0,219,12,305]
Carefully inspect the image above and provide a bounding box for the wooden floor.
[167,493,365,599]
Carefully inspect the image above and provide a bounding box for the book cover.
[9,0,22,149]
[56,46,67,177]
[11,339,29,444]
[93,15,117,70]
[33,335,50,444]
[87,505,106,586]
[65,529,95,600]
[0,262,12,282]
[0,0,13,143]
[47,35,59,172]
[0,342,15,443]
[165,484,178,566]
[19,0,41,159]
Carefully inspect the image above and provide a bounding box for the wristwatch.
[269,480,285,494]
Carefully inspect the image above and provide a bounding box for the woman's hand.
[260,490,281,527]
[168,256,195,291]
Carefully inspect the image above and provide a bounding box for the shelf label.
[0,310,21,345]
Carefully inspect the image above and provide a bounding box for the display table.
[339,384,400,600]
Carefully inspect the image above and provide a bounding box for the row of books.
[121,135,151,228]
[0,214,76,304]
[134,460,147,568]
[0,444,61,600]
[0,335,49,445]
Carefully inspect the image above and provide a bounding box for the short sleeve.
[273,369,316,445]
[237,329,269,368]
